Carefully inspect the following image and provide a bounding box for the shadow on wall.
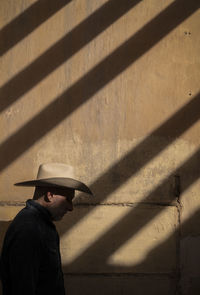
[1,104,200,292]
[0,0,199,294]
[0,0,71,56]
[61,210,200,295]
[1,207,200,294]
[0,0,143,112]
[0,0,199,173]
[59,146,200,271]
[58,92,200,238]
[1,141,200,294]
[1,94,199,293]
[120,209,200,295]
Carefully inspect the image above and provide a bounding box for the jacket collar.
[26,199,54,226]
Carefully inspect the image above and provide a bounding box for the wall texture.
[0,0,200,294]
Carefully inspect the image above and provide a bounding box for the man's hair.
[33,187,49,200]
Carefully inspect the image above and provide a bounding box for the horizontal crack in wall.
[0,201,25,206]
[74,202,178,207]
[0,201,179,208]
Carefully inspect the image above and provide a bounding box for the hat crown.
[15,162,92,195]
[37,163,75,179]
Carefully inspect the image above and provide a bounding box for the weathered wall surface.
[0,0,200,294]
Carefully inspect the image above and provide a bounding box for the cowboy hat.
[14,163,93,195]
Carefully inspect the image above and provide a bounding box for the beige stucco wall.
[0,0,200,294]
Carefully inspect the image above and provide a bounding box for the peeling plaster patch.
[5,107,20,117]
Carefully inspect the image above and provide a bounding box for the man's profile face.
[47,188,75,221]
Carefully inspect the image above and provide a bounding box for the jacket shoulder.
[3,206,43,246]
[11,206,40,229]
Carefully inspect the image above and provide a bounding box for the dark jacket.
[1,199,65,295]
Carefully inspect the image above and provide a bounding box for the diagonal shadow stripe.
[0,0,199,173]
[0,0,72,56]
[108,210,200,276]
[105,209,200,295]
[65,146,200,272]
[55,91,199,236]
[0,0,143,112]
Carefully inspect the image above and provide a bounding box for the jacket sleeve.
[8,223,42,295]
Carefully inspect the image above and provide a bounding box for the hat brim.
[14,177,93,195]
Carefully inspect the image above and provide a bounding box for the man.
[1,163,92,295]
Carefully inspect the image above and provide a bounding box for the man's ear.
[45,191,54,202]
